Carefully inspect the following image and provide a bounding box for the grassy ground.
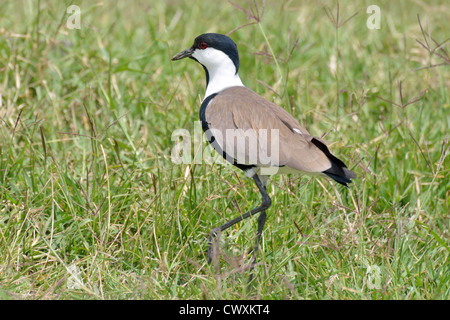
[0,0,448,299]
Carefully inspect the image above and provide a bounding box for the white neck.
[191,47,244,100]
[204,68,244,99]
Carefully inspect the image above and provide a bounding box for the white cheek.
[191,49,207,63]
[191,47,244,98]
[192,48,226,67]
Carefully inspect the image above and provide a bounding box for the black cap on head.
[192,33,240,73]
[171,33,241,83]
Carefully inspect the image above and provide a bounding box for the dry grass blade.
[324,0,359,29]
[293,220,303,237]
[403,90,427,108]
[228,0,264,22]
[377,81,427,109]
[12,109,22,137]
[376,95,401,108]
[414,14,450,70]
[398,80,404,106]
[227,0,265,35]
[227,22,257,35]
[256,79,281,97]
[340,11,359,28]
[83,103,97,138]
[431,38,450,61]
[436,134,449,175]
[39,126,47,165]
[417,14,430,51]
[285,28,300,63]
[409,131,434,174]
[324,5,337,28]
[57,131,97,140]
[98,112,129,138]
[229,1,255,20]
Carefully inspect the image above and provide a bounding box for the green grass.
[0,0,449,299]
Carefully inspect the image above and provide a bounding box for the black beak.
[171,47,194,61]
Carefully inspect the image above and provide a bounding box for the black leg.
[207,174,272,278]
[247,209,267,283]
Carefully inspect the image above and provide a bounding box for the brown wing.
[204,86,332,174]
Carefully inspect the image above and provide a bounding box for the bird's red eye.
[199,41,208,49]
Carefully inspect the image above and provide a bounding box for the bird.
[171,33,356,282]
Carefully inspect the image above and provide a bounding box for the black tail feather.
[311,138,356,187]
[323,165,354,187]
